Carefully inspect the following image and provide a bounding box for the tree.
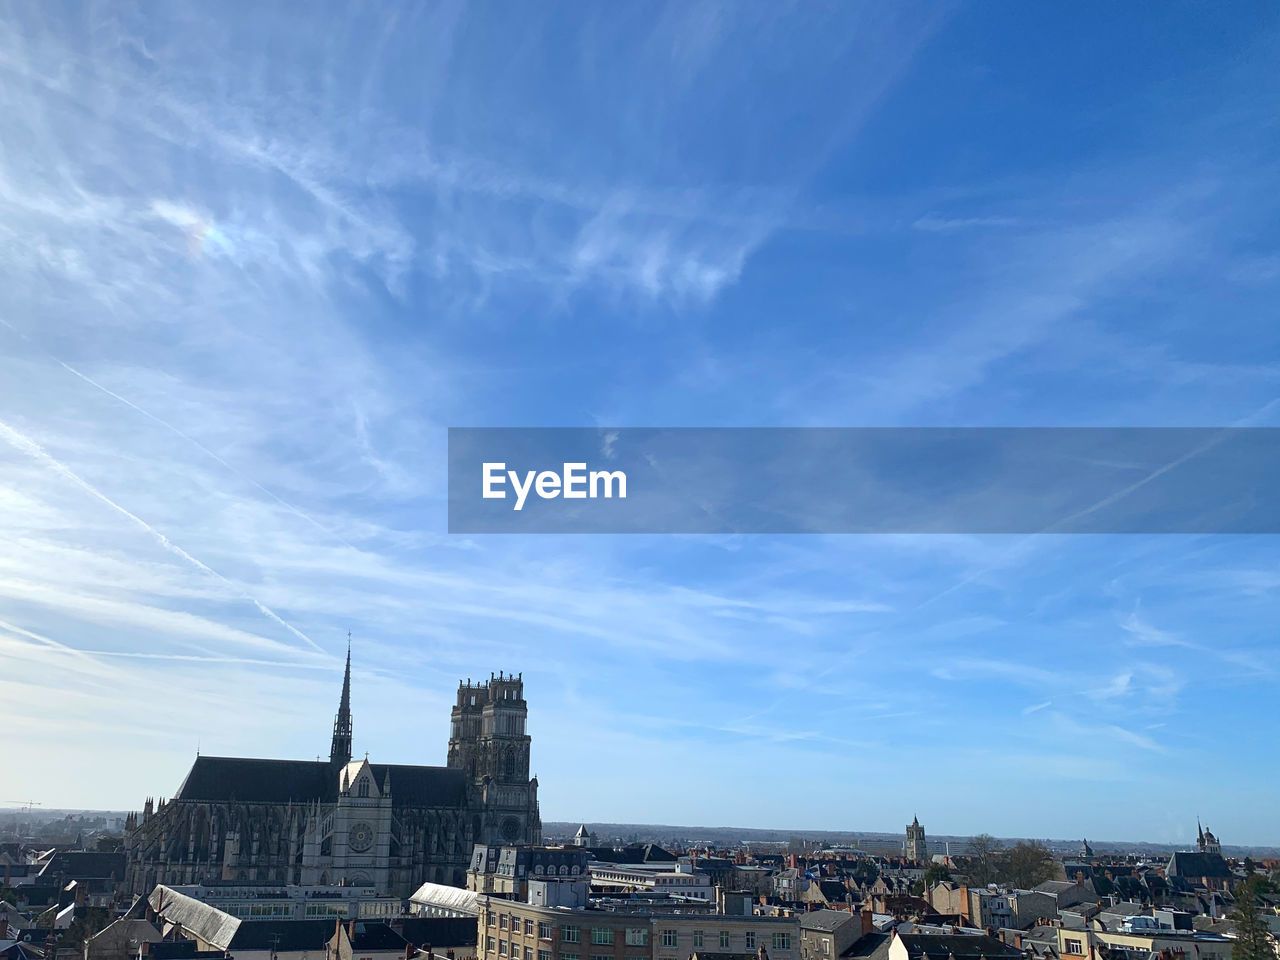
[924,863,953,887]
[1231,875,1273,960]
[966,834,1005,885]
[60,909,111,951]
[1006,841,1055,889]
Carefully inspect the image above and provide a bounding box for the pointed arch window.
[358,777,370,798]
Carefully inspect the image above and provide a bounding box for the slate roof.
[344,922,411,952]
[36,851,125,880]
[0,942,45,960]
[173,757,467,806]
[816,880,851,902]
[894,934,1023,960]
[397,917,478,948]
[802,910,859,933]
[83,919,163,954]
[174,758,335,803]
[1165,852,1232,880]
[149,886,240,950]
[842,933,891,960]
[230,919,335,951]
[145,941,226,960]
[642,844,677,863]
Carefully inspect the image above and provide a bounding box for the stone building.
[904,818,928,863]
[122,649,541,897]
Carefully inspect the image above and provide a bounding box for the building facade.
[122,651,541,898]
[469,844,591,896]
[477,887,800,960]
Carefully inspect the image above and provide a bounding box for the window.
[627,930,650,947]
[661,930,677,948]
[499,943,508,956]
[772,933,791,951]
[562,927,580,944]
[488,914,497,927]
[539,923,552,940]
[745,933,756,950]
[357,777,369,798]
[540,953,552,960]
[501,916,510,931]
[822,939,830,955]
[591,929,614,946]
[693,932,704,948]
[720,933,731,950]
[526,921,536,935]
[561,954,578,960]
[487,938,496,953]
[526,948,533,960]
[1065,941,1084,956]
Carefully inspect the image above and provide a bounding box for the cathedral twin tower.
[123,648,541,898]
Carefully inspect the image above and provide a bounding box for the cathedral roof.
[173,756,468,805]
[175,757,334,802]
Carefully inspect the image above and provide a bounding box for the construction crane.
[1,800,43,811]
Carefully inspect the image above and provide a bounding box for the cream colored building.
[477,885,799,960]
[1056,923,1232,960]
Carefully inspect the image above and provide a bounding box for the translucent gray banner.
[447,428,1280,534]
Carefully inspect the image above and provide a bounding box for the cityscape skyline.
[2,2,1279,847]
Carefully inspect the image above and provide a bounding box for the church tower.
[906,815,928,862]
[329,640,353,766]
[1197,819,1221,856]
[448,672,540,844]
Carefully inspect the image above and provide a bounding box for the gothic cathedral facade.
[122,650,541,898]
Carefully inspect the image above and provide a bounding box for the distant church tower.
[330,639,353,765]
[906,816,928,862]
[1197,820,1221,856]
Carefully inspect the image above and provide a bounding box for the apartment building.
[1056,923,1232,960]
[477,880,799,960]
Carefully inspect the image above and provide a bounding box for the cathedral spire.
[329,634,353,765]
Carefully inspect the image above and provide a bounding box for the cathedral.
[122,649,541,897]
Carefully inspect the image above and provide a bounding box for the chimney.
[861,909,874,937]
[348,920,356,942]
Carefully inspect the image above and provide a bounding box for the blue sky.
[1,1,1279,846]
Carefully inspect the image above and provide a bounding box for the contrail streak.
[0,419,324,653]
[0,316,360,554]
